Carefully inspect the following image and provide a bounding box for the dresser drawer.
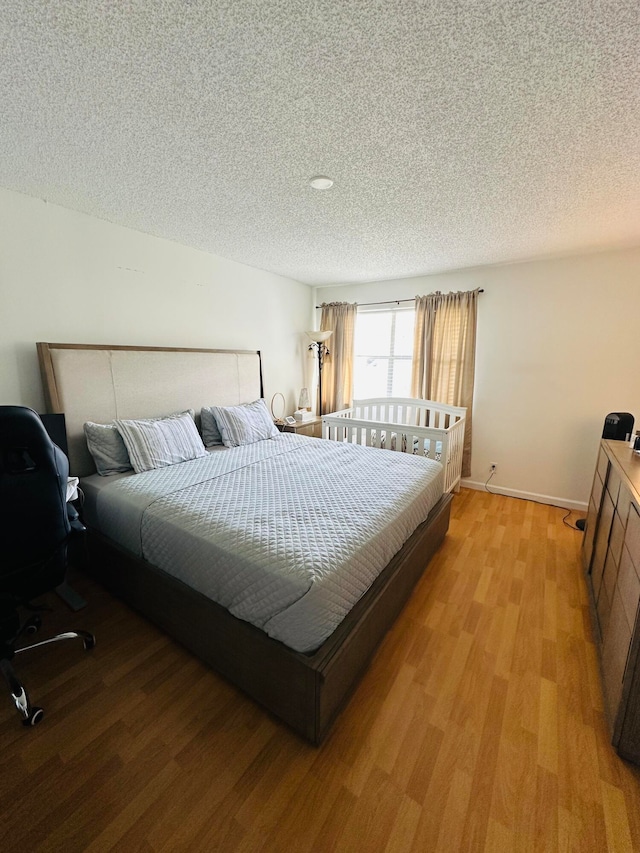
[591,489,615,583]
[618,484,633,532]
[597,580,611,641]
[602,549,619,608]
[607,466,622,505]
[602,586,633,718]
[609,509,626,568]
[597,448,610,484]
[295,421,322,438]
[583,496,600,573]
[592,469,604,508]
[626,504,640,574]
[617,544,640,635]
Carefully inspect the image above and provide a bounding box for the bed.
[322,397,466,494]
[37,342,452,744]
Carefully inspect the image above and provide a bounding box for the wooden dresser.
[582,439,640,763]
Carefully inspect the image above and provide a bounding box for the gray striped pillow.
[210,399,279,447]
[115,411,207,473]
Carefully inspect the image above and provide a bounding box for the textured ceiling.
[1,1,639,285]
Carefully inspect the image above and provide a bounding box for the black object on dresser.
[602,412,634,442]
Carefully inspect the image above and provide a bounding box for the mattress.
[81,433,443,652]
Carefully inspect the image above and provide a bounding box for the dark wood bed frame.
[37,342,452,744]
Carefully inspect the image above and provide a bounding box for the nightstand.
[279,417,323,438]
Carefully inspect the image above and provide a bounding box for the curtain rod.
[316,289,484,309]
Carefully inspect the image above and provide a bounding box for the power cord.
[483,470,582,530]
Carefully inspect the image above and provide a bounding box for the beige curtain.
[319,301,358,413]
[411,289,479,477]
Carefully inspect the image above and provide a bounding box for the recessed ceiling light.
[309,176,334,190]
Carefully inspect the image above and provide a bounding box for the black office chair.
[0,405,95,726]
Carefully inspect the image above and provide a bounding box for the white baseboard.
[460,479,588,512]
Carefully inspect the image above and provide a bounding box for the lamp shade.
[298,387,311,409]
[306,330,333,343]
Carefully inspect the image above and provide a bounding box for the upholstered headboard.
[37,343,263,477]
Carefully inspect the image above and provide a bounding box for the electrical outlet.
[490,463,497,473]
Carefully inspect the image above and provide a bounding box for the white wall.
[0,188,314,414]
[3,184,637,508]
[316,248,640,508]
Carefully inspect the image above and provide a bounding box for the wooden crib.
[322,397,466,493]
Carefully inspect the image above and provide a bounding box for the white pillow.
[84,421,132,475]
[115,411,207,473]
[210,399,279,447]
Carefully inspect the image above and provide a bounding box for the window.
[353,308,415,399]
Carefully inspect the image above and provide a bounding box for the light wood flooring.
[1,488,639,852]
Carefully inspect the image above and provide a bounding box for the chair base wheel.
[22,707,44,726]
[4,625,94,728]
[24,615,42,636]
